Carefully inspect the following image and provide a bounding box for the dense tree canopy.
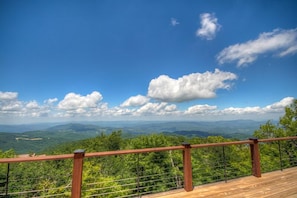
[254,99,297,138]
[253,99,297,172]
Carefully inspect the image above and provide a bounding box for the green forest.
[0,100,296,197]
[0,120,261,155]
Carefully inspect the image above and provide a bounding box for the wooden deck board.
[144,167,297,198]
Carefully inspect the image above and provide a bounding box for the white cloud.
[121,95,150,107]
[26,101,39,109]
[171,18,180,26]
[147,69,237,102]
[0,91,108,122]
[135,102,178,116]
[56,91,109,118]
[0,91,18,100]
[217,28,297,67]
[58,91,103,110]
[182,97,295,121]
[44,98,58,105]
[0,90,294,123]
[221,106,262,115]
[1,101,22,112]
[109,106,134,116]
[185,104,217,114]
[196,13,221,40]
[264,97,294,113]
[219,97,294,116]
[0,92,51,120]
[0,92,22,112]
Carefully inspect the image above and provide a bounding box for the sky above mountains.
[0,0,297,124]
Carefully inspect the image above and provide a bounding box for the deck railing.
[0,136,296,197]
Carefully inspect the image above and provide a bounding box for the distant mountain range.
[0,120,269,154]
[0,120,269,133]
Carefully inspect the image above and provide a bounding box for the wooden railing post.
[249,138,261,177]
[182,142,193,192]
[71,149,85,198]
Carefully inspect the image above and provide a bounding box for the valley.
[0,120,266,154]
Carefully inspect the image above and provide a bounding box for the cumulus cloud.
[1,101,22,112]
[221,106,262,115]
[219,97,294,116]
[121,95,150,107]
[26,101,39,109]
[56,91,109,118]
[217,28,297,67]
[185,104,217,114]
[135,102,178,116]
[0,92,50,119]
[109,102,179,118]
[0,91,18,100]
[171,18,180,26]
[0,92,22,112]
[264,97,294,113]
[58,91,103,110]
[147,69,237,102]
[109,106,134,117]
[44,98,58,105]
[181,97,294,121]
[0,90,294,123]
[196,13,221,40]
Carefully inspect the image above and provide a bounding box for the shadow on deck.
[145,167,297,198]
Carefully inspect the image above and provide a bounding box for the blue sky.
[0,0,297,124]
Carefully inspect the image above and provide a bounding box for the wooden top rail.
[85,145,184,158]
[259,136,297,143]
[0,136,296,164]
[191,140,253,149]
[0,153,74,163]
[0,146,185,163]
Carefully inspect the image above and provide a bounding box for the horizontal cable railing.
[259,138,297,173]
[0,136,296,197]
[192,144,252,186]
[81,151,184,197]
[0,159,73,197]
[82,172,182,198]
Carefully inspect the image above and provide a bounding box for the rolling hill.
[0,120,265,154]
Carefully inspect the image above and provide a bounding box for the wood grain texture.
[145,167,297,198]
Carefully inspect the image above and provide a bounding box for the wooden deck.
[145,167,297,198]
